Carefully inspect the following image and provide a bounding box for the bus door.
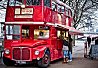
[56,30,63,58]
[49,27,57,60]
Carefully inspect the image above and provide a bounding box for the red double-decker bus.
[3,0,73,67]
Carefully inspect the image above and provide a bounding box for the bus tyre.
[3,56,15,66]
[38,51,50,68]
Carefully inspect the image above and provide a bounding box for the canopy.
[68,27,83,35]
[58,25,83,35]
[46,23,83,35]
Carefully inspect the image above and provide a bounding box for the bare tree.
[61,0,98,29]
[0,0,7,9]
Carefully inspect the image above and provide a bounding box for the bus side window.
[33,0,40,5]
[9,0,15,6]
[44,0,51,7]
[66,8,69,16]
[57,30,62,39]
[68,9,72,17]
[52,2,56,11]
[57,5,61,12]
[26,0,33,5]
[22,27,29,38]
[61,6,65,13]
[26,0,40,5]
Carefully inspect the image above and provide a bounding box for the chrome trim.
[5,22,44,24]
[12,47,31,61]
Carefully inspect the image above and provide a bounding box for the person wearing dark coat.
[95,38,98,45]
[68,34,72,62]
[62,38,69,63]
[87,36,91,47]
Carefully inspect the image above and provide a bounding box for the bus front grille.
[22,48,30,60]
[13,47,30,60]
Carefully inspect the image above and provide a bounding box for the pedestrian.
[69,34,73,53]
[68,34,72,62]
[95,37,98,45]
[84,41,87,58]
[87,36,91,47]
[62,37,69,63]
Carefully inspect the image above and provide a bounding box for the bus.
[3,0,73,67]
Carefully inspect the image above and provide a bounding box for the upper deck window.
[9,0,40,6]
[57,5,61,12]
[66,8,69,16]
[44,0,51,7]
[26,0,40,5]
[61,6,65,12]
[52,2,57,11]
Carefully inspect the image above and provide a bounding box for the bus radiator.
[13,47,30,60]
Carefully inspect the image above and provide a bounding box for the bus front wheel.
[38,51,50,68]
[3,56,15,66]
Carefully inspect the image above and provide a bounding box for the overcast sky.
[0,0,7,22]
[0,9,6,22]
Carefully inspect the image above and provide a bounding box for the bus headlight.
[5,49,10,55]
[35,50,40,55]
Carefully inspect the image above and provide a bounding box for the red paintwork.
[4,0,73,63]
[6,6,43,22]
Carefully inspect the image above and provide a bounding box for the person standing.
[68,34,73,62]
[87,36,91,47]
[62,38,69,63]
[95,37,98,45]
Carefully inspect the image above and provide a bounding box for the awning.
[46,23,83,35]
[55,24,83,35]
[68,27,83,35]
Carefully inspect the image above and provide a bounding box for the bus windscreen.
[6,25,20,40]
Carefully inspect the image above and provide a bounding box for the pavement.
[0,40,98,68]
[73,40,85,57]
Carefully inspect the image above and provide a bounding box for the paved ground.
[0,58,98,68]
[49,58,98,68]
[0,40,98,68]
